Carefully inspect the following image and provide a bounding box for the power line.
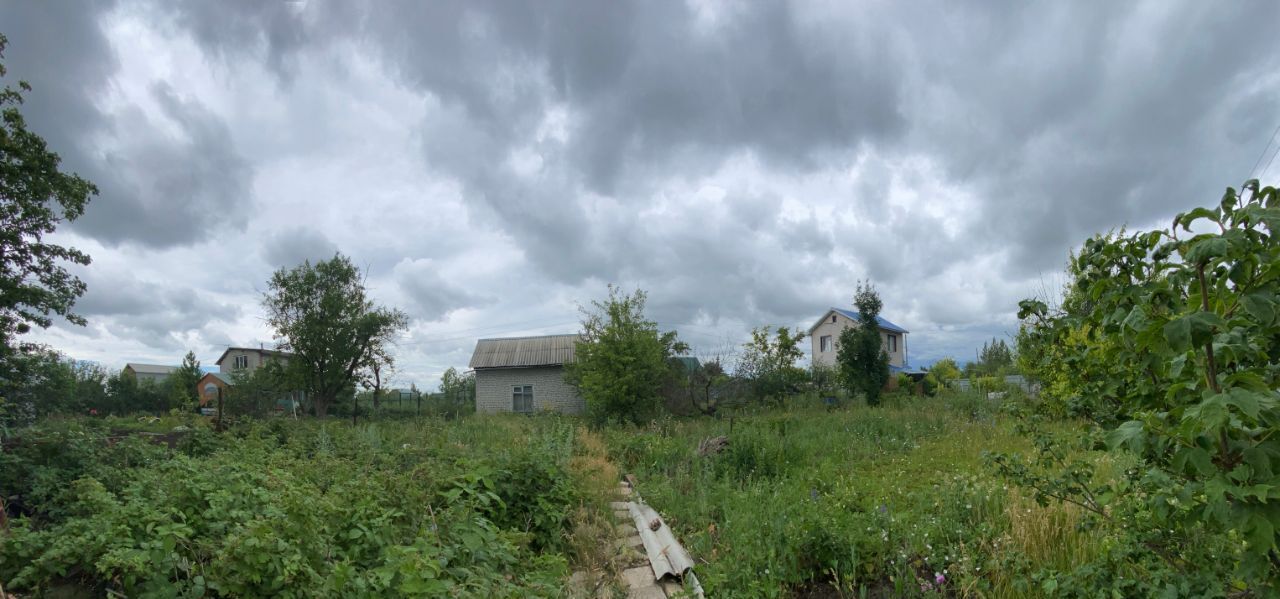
[1260,140,1280,182]
[1248,123,1280,180]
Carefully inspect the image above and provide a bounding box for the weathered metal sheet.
[468,334,581,369]
[627,503,704,598]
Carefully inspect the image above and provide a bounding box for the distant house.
[123,363,179,385]
[468,334,585,414]
[808,308,910,370]
[215,346,292,374]
[197,372,233,407]
[209,346,305,412]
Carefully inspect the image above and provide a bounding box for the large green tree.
[836,281,891,406]
[566,286,687,424]
[263,254,408,418]
[0,34,97,390]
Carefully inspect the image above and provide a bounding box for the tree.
[928,357,961,385]
[226,361,286,419]
[440,366,475,416]
[0,34,97,389]
[682,358,729,416]
[262,254,408,418]
[736,325,806,404]
[836,281,891,406]
[565,285,688,424]
[356,343,394,423]
[1008,180,1280,588]
[168,351,202,412]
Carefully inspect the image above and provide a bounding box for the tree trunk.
[314,395,331,418]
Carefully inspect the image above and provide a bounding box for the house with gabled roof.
[808,307,909,370]
[468,334,585,414]
[123,363,179,385]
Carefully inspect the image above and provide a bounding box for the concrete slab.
[627,585,667,599]
[609,501,632,510]
[621,566,656,589]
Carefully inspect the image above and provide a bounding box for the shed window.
[820,335,832,353]
[512,385,533,413]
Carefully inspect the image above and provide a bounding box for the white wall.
[474,366,585,414]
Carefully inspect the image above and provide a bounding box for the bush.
[0,417,581,597]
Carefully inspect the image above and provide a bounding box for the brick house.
[468,334,585,414]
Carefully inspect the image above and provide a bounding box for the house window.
[831,314,837,323]
[820,335,832,353]
[233,355,248,369]
[512,385,533,413]
[887,334,898,353]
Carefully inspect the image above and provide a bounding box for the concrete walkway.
[570,480,690,598]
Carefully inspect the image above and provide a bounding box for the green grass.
[601,392,1116,598]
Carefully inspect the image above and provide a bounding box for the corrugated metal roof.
[125,363,179,375]
[809,308,909,334]
[468,334,581,369]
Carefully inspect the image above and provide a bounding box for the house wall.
[197,374,230,407]
[810,311,906,369]
[218,349,287,375]
[126,367,172,385]
[474,366,585,414]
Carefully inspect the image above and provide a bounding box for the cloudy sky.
[7,1,1280,389]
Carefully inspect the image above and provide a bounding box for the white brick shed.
[468,334,585,414]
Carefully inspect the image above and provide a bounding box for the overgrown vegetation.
[0,415,604,597]
[1011,180,1280,593]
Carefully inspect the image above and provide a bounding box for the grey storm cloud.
[9,1,1280,375]
[0,1,254,249]
[393,259,487,323]
[261,228,339,269]
[70,267,241,352]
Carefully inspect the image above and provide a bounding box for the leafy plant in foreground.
[1013,180,1280,591]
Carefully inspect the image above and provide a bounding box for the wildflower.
[935,572,945,585]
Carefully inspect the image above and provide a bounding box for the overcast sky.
[7,1,1280,389]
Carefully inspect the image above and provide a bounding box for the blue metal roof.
[831,308,909,334]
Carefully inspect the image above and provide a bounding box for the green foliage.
[928,358,961,385]
[1010,179,1280,591]
[0,417,582,596]
[966,338,1015,378]
[440,367,476,417]
[566,286,687,424]
[226,360,290,418]
[737,325,807,404]
[0,34,98,409]
[169,351,202,412]
[602,392,1153,596]
[263,254,408,417]
[836,281,891,406]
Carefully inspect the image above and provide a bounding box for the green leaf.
[1106,421,1145,452]
[1163,317,1192,352]
[1241,293,1275,324]
[1163,312,1222,352]
[1178,207,1219,231]
[1184,236,1229,263]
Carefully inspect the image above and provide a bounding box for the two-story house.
[197,346,302,412]
[216,346,292,374]
[808,308,909,370]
